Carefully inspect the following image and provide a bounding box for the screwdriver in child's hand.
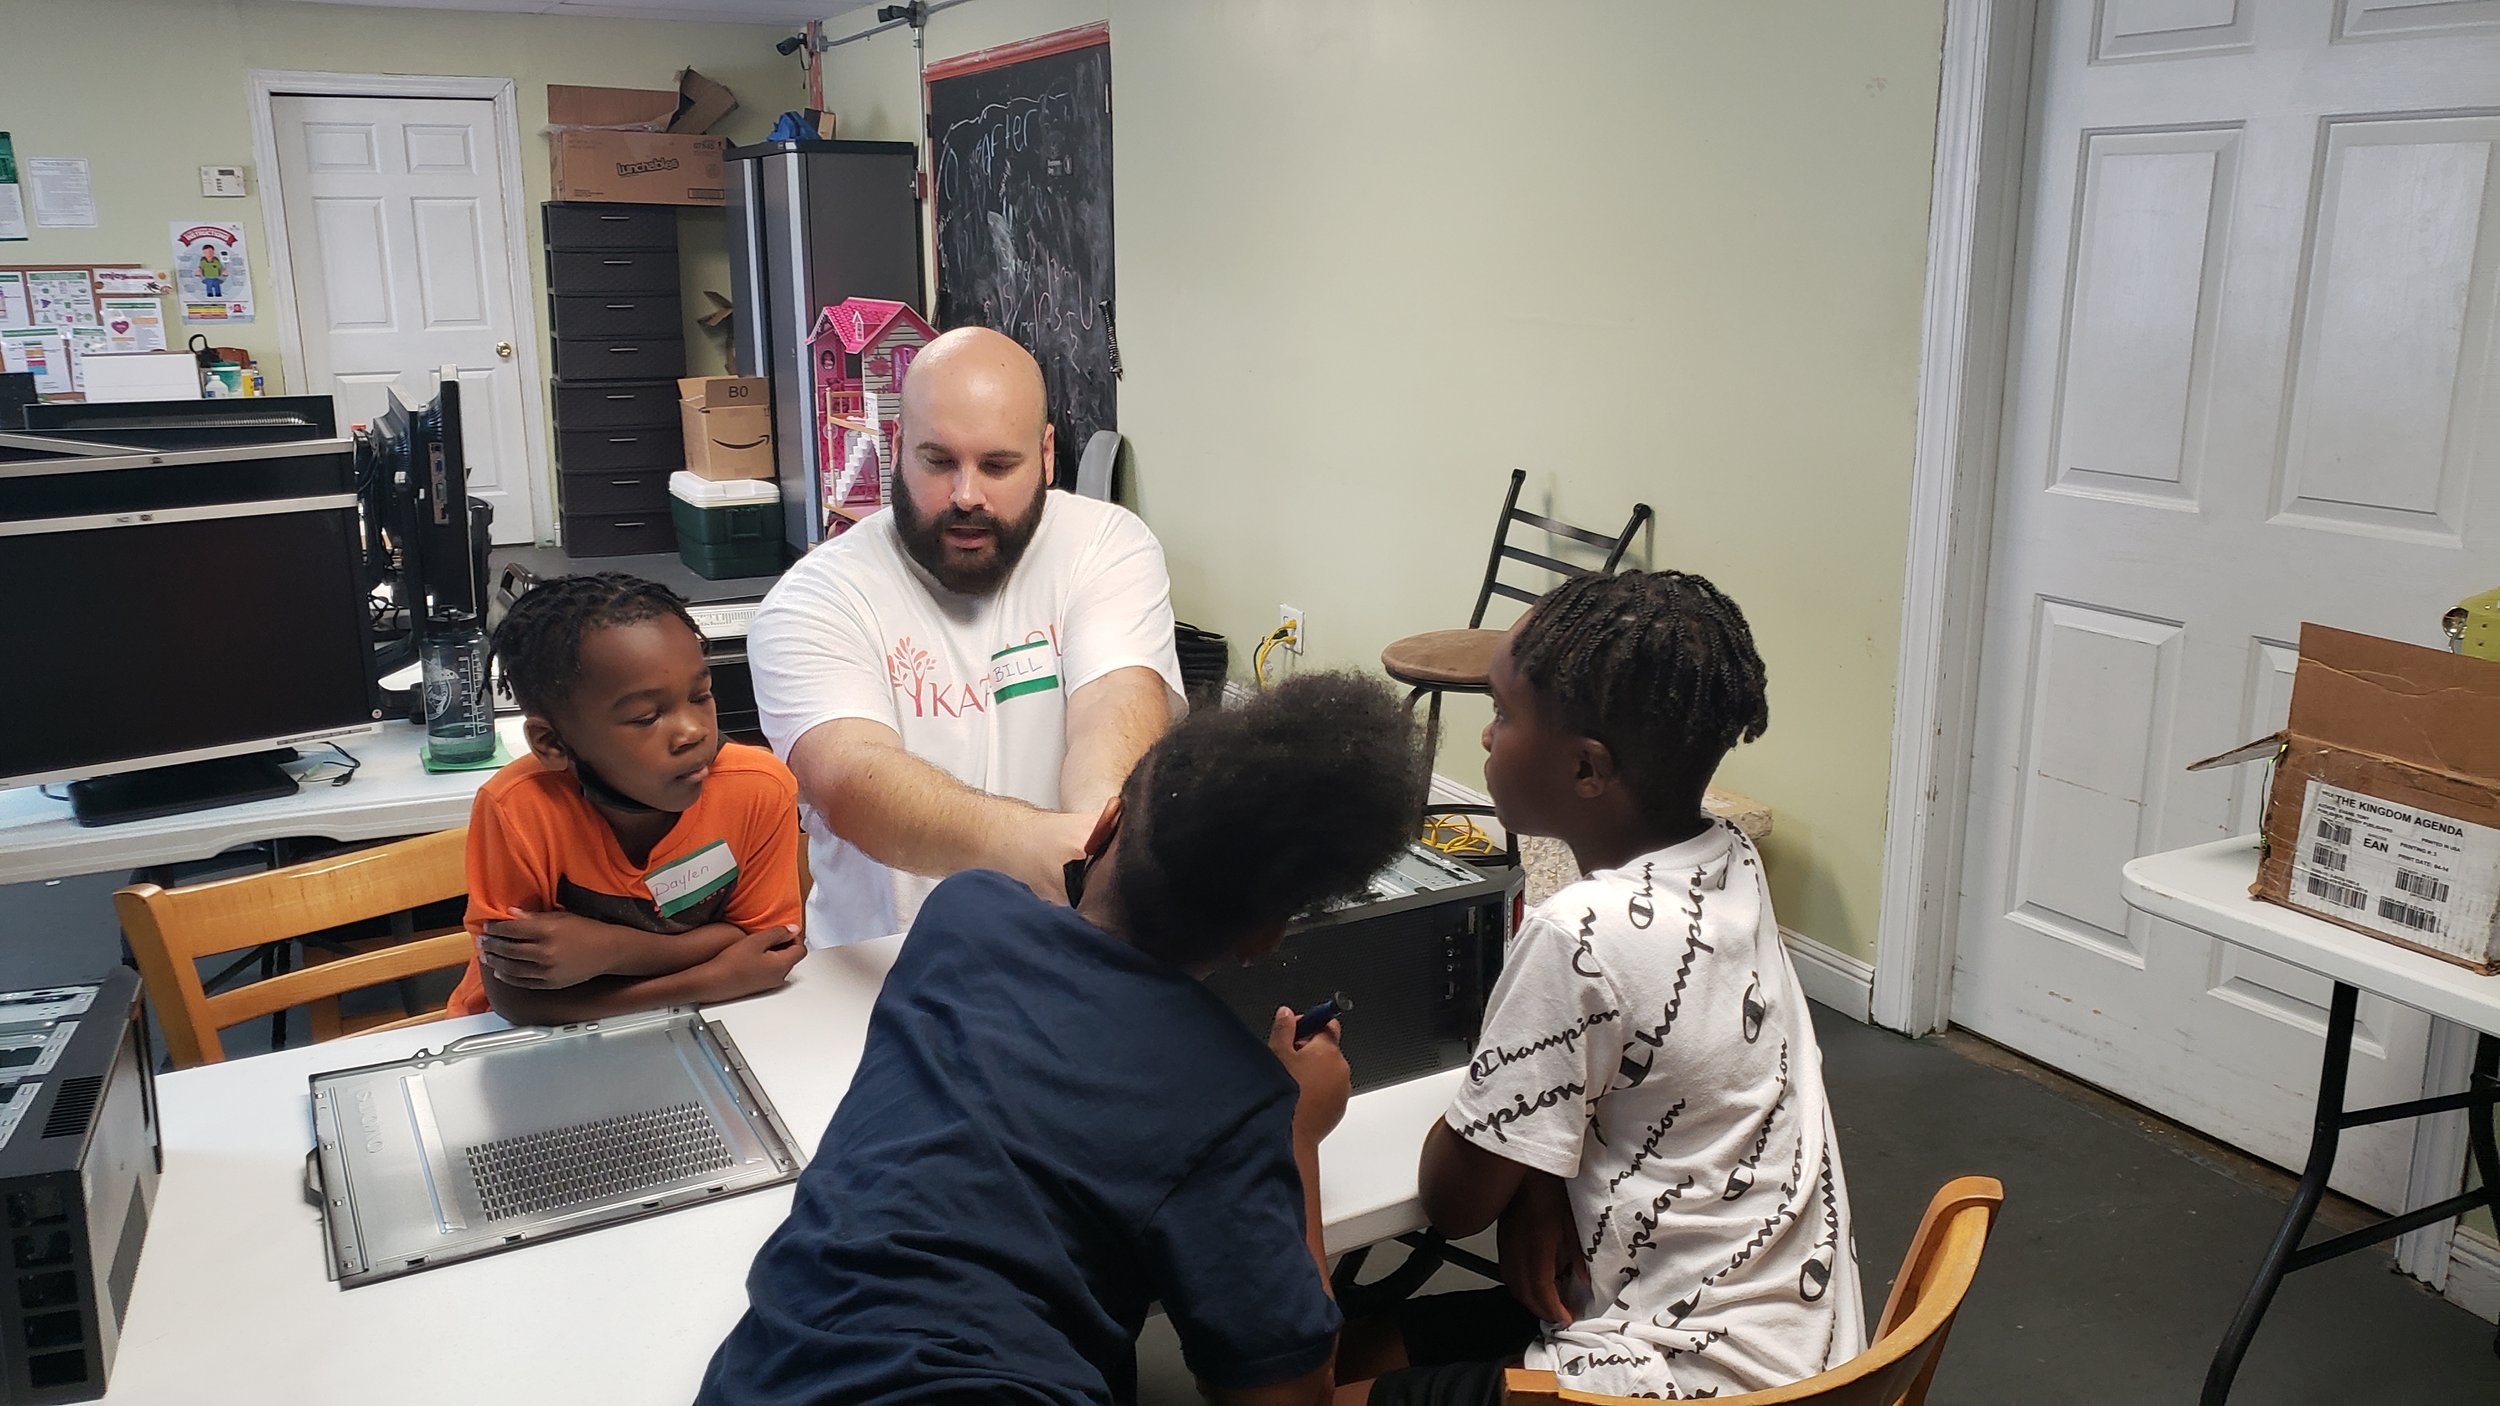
[1294,993,1352,1043]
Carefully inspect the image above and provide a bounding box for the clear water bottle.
[421,611,496,765]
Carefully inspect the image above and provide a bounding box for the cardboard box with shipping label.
[680,376,773,480]
[2189,624,2500,972]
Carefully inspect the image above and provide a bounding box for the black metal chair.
[1379,469,1653,850]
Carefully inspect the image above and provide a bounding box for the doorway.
[252,72,550,545]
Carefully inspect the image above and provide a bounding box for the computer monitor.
[360,373,490,694]
[0,427,381,826]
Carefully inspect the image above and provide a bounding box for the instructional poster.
[27,269,97,328]
[170,220,253,322]
[98,296,165,352]
[0,270,27,326]
[0,327,73,396]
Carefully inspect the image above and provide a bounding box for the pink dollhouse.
[807,298,935,534]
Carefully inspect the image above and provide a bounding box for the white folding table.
[2122,836,2500,1403]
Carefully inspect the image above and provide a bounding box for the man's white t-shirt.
[748,494,1183,946]
[1446,822,1865,1399]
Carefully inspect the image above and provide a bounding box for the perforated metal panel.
[466,1103,733,1223]
[309,1008,797,1288]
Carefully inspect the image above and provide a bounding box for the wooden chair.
[115,828,474,1068]
[1502,1176,2005,1406]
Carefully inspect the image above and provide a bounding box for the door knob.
[495,341,514,359]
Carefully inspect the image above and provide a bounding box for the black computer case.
[0,969,160,1405]
[1204,846,1518,1093]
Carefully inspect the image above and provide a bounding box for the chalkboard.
[927,29,1115,492]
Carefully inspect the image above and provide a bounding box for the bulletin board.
[0,261,176,401]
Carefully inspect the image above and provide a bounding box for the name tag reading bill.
[648,840,739,918]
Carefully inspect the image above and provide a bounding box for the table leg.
[2203,981,2358,1405]
[2469,1033,2500,1361]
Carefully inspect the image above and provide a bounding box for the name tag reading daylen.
[648,840,739,918]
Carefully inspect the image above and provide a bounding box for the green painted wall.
[819,0,1948,963]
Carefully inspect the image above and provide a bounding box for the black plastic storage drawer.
[551,379,681,429]
[552,338,684,383]
[559,469,673,515]
[551,294,682,339]
[547,248,678,294]
[556,427,680,473]
[561,511,678,557]
[543,204,677,251]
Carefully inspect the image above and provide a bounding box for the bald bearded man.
[748,327,1184,946]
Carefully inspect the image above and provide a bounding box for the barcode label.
[2376,898,2442,935]
[2304,873,2369,910]
[2396,870,2451,904]
[2294,780,2500,964]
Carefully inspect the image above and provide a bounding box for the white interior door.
[272,92,539,545]
[1953,0,2500,1211]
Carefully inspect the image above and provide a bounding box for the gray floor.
[1136,1005,2500,1404]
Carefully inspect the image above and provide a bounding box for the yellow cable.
[1422,813,1497,857]
[1252,621,1297,688]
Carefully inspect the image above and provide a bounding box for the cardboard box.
[2190,624,2500,972]
[546,78,734,205]
[670,69,738,137]
[679,376,774,480]
[547,84,677,132]
[551,131,725,206]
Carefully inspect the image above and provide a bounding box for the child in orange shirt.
[445,573,805,1024]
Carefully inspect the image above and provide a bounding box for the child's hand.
[478,912,618,990]
[1268,1006,1351,1143]
[1497,1172,1588,1325]
[707,924,806,998]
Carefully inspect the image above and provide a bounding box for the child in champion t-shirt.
[1346,570,1865,1404]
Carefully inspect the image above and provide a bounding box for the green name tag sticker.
[990,636,1060,703]
[647,839,738,918]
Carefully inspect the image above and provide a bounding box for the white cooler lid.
[671,471,780,506]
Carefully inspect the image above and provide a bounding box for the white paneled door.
[1954,0,2500,1210]
[272,93,538,544]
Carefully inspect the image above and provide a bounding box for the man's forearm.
[1060,667,1176,818]
[790,721,1085,897]
[820,739,1054,877]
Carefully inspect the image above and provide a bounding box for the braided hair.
[1509,569,1768,821]
[490,573,703,717]
[1113,671,1427,967]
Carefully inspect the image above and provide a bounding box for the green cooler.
[670,472,784,579]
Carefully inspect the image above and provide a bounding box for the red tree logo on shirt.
[886,638,934,691]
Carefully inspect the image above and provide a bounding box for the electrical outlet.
[1277,604,1305,655]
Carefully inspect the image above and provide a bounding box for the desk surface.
[102,936,1457,1403]
[2122,836,2500,1036]
[0,717,529,887]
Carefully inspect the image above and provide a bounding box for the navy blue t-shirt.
[697,869,1340,1405]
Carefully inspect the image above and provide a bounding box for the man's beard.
[891,481,1049,595]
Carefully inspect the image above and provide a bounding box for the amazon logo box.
[679,376,775,481]
[2190,624,2500,973]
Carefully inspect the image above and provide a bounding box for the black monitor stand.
[64,751,300,828]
